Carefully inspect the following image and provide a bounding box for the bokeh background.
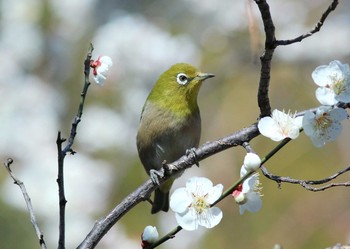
[1,0,350,248]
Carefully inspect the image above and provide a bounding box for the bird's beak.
[196,72,215,81]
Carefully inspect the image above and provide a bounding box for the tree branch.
[56,43,94,249]
[261,165,350,191]
[254,0,276,117]
[254,0,339,118]
[3,158,47,249]
[276,0,339,46]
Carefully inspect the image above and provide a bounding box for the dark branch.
[260,165,350,191]
[56,131,67,249]
[3,158,47,249]
[254,0,276,117]
[56,43,94,249]
[254,0,339,117]
[276,0,339,46]
[63,43,94,155]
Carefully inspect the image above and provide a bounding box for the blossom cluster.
[166,153,262,233]
[258,60,349,147]
[232,153,262,215]
[303,60,349,147]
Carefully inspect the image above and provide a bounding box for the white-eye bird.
[136,63,214,213]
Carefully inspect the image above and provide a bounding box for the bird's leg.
[186,147,199,167]
[145,197,153,205]
[149,168,164,186]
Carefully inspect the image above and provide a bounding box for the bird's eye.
[176,73,189,85]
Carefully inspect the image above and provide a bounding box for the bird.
[136,63,214,214]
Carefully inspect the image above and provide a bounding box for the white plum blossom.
[169,177,223,231]
[258,109,303,141]
[141,226,159,248]
[232,166,262,215]
[243,153,261,173]
[302,106,348,147]
[312,60,350,105]
[91,55,113,85]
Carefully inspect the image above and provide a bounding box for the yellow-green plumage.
[136,63,214,214]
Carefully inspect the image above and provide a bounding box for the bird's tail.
[151,189,169,214]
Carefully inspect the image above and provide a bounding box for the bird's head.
[148,63,214,114]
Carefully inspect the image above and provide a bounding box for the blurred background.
[1,0,350,248]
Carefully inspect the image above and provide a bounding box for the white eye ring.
[176,73,189,85]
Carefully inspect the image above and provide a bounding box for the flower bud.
[243,153,261,172]
[141,226,159,248]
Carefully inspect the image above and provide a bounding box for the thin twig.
[145,226,182,249]
[3,158,47,249]
[276,0,339,46]
[56,131,67,249]
[56,43,94,249]
[261,165,350,191]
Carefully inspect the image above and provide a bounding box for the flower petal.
[170,188,192,213]
[198,207,223,229]
[99,56,113,67]
[330,108,348,121]
[302,111,316,136]
[239,192,262,215]
[93,74,107,86]
[242,174,259,193]
[293,116,304,129]
[312,64,335,87]
[315,87,338,105]
[258,117,284,141]
[175,208,198,231]
[207,184,223,204]
[186,177,213,194]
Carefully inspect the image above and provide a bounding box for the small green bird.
[136,63,214,214]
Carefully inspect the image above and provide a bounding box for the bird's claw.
[186,147,199,167]
[150,168,164,186]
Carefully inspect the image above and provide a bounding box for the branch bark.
[254,0,276,117]
[3,158,47,249]
[56,44,94,249]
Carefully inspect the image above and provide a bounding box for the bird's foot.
[162,160,179,174]
[186,147,199,167]
[150,168,164,186]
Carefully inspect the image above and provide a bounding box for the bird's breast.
[136,101,201,172]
